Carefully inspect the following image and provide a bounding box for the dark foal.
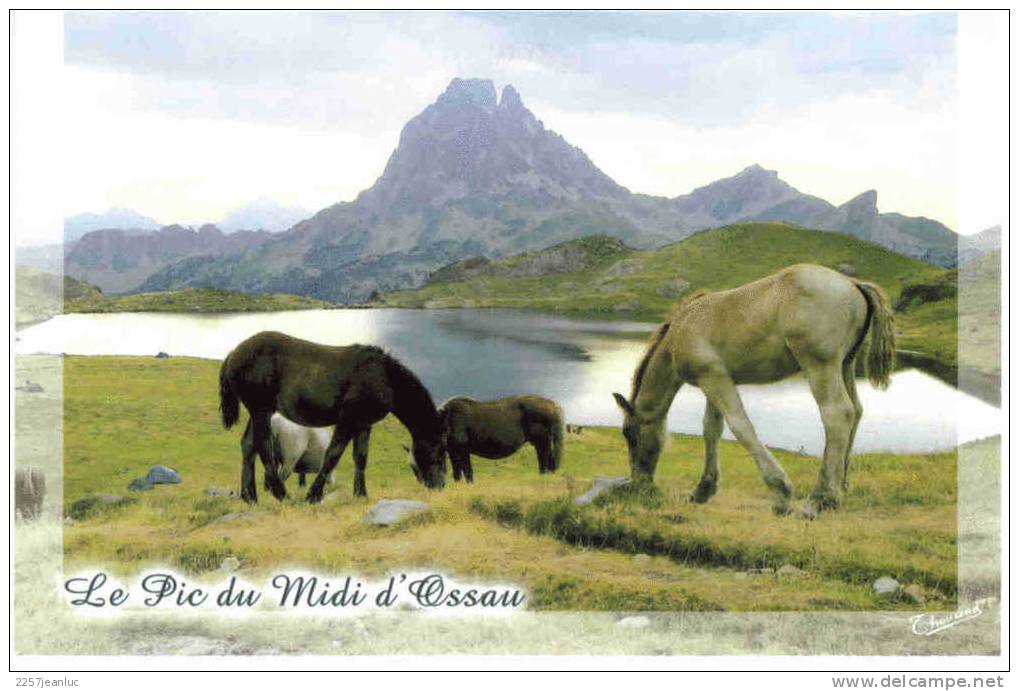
[219,331,446,503]
[439,395,564,482]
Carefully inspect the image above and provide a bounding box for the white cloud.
[13,11,987,245]
[536,82,956,225]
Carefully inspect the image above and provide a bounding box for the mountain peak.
[499,84,524,110]
[841,189,878,211]
[738,164,777,178]
[438,78,497,111]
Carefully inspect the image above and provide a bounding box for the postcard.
[10,9,1007,677]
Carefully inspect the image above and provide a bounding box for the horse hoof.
[772,502,793,517]
[798,502,819,520]
[687,483,716,504]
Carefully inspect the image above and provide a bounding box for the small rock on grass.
[364,499,430,526]
[575,476,630,506]
[632,553,651,566]
[146,464,181,485]
[206,486,237,498]
[616,615,650,629]
[873,576,900,596]
[128,477,155,492]
[220,557,241,573]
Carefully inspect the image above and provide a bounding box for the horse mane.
[630,322,671,402]
[667,289,709,320]
[379,350,441,431]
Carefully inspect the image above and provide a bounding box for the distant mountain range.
[65,224,273,293]
[64,207,162,243]
[218,200,311,233]
[31,78,982,299]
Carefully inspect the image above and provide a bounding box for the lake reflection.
[16,308,1000,454]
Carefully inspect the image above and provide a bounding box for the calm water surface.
[16,308,1000,454]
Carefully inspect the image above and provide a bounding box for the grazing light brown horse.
[613,264,894,519]
[439,396,564,482]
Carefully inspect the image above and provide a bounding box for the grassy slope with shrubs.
[382,223,969,371]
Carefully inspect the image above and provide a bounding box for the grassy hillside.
[384,223,943,315]
[59,355,959,612]
[382,222,960,369]
[64,286,335,314]
[895,250,1000,380]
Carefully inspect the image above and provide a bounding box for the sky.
[10,11,1009,245]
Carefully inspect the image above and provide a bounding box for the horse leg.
[801,360,856,519]
[252,412,287,501]
[240,416,258,504]
[299,472,307,487]
[697,373,793,516]
[307,427,353,504]
[533,437,551,474]
[449,446,471,483]
[352,427,371,497]
[689,400,723,503]
[841,358,864,493]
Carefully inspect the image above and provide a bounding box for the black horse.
[439,395,564,482]
[219,331,446,503]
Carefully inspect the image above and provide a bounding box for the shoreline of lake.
[19,303,997,407]
[15,308,1000,455]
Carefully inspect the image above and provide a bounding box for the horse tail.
[548,404,565,471]
[853,280,896,390]
[219,357,240,429]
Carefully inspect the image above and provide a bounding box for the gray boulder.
[146,464,181,485]
[206,485,237,498]
[364,499,430,526]
[575,476,630,505]
[873,576,900,597]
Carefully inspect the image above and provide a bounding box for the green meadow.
[65,286,336,314]
[61,355,961,613]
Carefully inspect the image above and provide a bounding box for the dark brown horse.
[219,331,446,503]
[438,396,564,482]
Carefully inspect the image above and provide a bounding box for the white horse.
[241,414,336,490]
[613,263,895,519]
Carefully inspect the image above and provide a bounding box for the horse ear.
[612,392,635,416]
